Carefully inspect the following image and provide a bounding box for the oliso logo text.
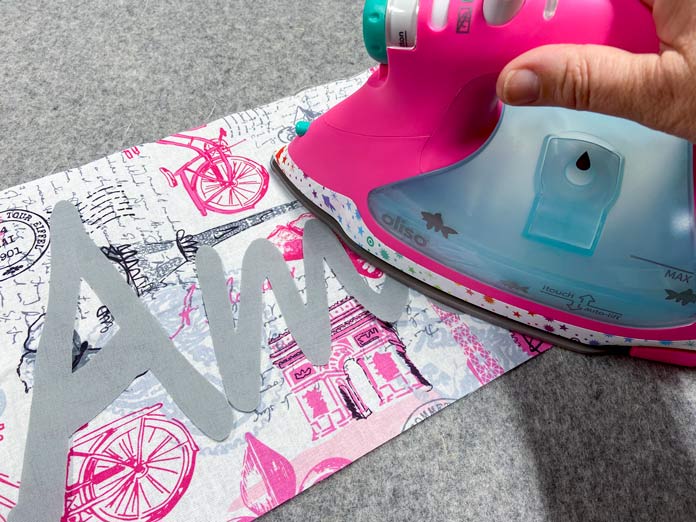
[381,213,428,248]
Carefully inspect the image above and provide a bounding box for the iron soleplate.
[271,156,626,358]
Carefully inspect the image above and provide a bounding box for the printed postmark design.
[0,209,49,282]
[402,398,456,432]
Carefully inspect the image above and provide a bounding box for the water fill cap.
[363,0,389,64]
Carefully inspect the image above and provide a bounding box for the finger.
[496,44,690,137]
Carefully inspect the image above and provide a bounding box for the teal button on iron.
[363,0,388,64]
[295,120,311,137]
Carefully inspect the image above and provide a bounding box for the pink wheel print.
[65,406,197,522]
[158,128,270,216]
[191,156,269,215]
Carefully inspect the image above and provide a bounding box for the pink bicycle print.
[0,473,19,522]
[159,127,270,216]
[62,404,198,522]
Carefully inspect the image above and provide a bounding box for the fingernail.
[502,69,541,105]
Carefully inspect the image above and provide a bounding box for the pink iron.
[273,0,696,365]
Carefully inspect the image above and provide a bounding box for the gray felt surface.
[2,1,696,521]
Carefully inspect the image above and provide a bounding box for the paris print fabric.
[0,70,551,521]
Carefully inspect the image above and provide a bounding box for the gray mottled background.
[3,1,696,521]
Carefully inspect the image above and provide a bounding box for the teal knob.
[295,120,311,137]
[363,0,388,64]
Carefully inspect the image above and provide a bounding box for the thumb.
[496,44,688,137]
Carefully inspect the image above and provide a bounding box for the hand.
[496,0,696,143]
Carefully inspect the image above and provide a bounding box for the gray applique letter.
[9,202,233,522]
[196,218,409,413]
